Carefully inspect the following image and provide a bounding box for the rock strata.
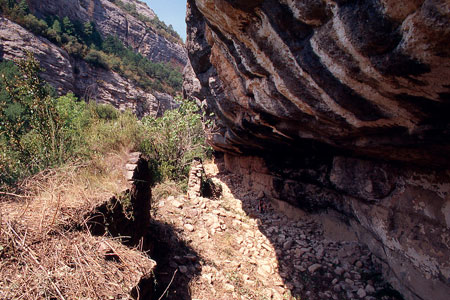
[184,1,450,299]
[184,0,450,165]
[28,0,187,67]
[0,17,177,117]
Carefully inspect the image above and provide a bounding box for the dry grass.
[0,148,156,300]
[1,150,130,238]
[151,181,184,216]
[0,224,155,300]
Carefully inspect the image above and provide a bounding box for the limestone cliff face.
[28,0,187,67]
[183,1,450,299]
[0,17,175,117]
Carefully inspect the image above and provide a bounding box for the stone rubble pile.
[155,162,401,300]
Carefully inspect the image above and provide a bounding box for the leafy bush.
[140,100,212,187]
[84,49,109,69]
[0,54,63,184]
[93,103,119,120]
[22,14,49,35]
[0,56,142,187]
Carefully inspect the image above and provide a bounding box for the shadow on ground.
[87,199,201,300]
[212,156,404,300]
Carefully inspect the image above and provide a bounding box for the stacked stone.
[187,159,204,200]
[125,152,141,182]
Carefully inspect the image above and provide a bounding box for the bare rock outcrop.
[0,17,176,117]
[28,0,187,67]
[184,0,450,165]
[183,1,450,299]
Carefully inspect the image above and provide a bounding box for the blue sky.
[143,0,187,41]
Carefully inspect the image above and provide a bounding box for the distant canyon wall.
[183,1,450,299]
[1,0,187,117]
[0,17,175,117]
[28,0,188,67]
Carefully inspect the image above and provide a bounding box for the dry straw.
[0,149,156,299]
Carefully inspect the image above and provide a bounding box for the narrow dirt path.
[152,159,403,300]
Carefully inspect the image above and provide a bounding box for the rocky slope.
[29,0,187,67]
[1,0,187,117]
[183,1,450,300]
[0,17,174,117]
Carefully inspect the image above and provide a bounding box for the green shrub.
[64,39,85,58]
[140,100,212,186]
[92,103,119,120]
[55,93,91,157]
[84,49,109,69]
[0,54,62,184]
[22,14,49,35]
[0,55,144,188]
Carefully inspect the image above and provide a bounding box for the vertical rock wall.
[183,0,450,299]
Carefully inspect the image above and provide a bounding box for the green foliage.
[52,19,62,34]
[1,1,183,95]
[84,49,109,69]
[85,109,143,155]
[0,56,143,188]
[22,14,49,35]
[0,54,62,184]
[92,103,119,120]
[101,35,183,93]
[62,16,75,36]
[140,100,212,186]
[16,0,29,15]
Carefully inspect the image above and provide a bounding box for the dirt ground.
[0,153,404,300]
[149,158,403,300]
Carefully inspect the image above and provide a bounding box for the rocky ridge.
[29,0,187,67]
[0,17,176,117]
[183,1,450,299]
[1,0,187,117]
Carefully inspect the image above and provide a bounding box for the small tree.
[62,16,75,36]
[52,19,62,34]
[0,53,64,182]
[83,21,93,37]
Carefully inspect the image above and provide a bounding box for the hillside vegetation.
[0,55,209,190]
[0,0,183,95]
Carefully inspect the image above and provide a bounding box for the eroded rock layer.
[184,0,450,166]
[183,0,450,299]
